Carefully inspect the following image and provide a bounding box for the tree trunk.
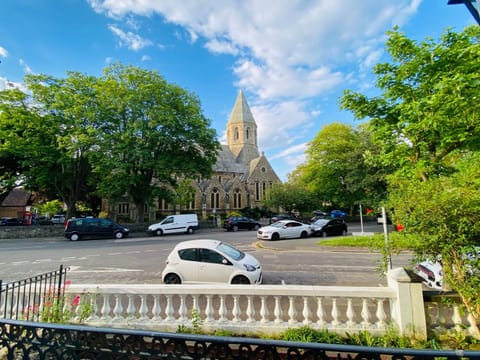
[135,200,146,223]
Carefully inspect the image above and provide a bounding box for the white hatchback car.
[161,239,262,285]
[257,220,311,241]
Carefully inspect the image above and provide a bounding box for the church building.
[115,91,281,221]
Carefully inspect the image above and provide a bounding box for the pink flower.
[71,295,81,306]
[65,280,72,286]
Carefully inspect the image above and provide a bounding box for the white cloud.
[141,55,151,62]
[108,24,153,51]
[0,46,8,58]
[19,59,32,74]
[88,0,421,179]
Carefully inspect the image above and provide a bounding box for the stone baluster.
[138,295,148,321]
[346,298,355,327]
[260,296,269,323]
[316,298,325,327]
[101,294,111,320]
[152,295,161,321]
[274,296,283,324]
[302,297,311,325]
[165,295,174,321]
[204,295,214,323]
[232,295,241,322]
[453,305,463,332]
[178,295,188,322]
[113,294,123,321]
[192,294,199,319]
[218,295,227,323]
[126,294,135,321]
[361,298,370,328]
[288,296,297,326]
[246,296,254,323]
[376,298,386,328]
[331,298,339,327]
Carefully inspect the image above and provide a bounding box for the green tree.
[264,182,316,215]
[341,26,480,181]
[294,123,388,214]
[92,64,219,222]
[23,72,100,219]
[340,26,480,336]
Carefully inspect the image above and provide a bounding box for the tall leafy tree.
[92,64,219,222]
[341,25,480,181]
[340,26,480,335]
[23,72,101,218]
[294,123,388,214]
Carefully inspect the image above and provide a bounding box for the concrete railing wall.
[2,267,477,339]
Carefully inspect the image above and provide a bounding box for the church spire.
[226,91,259,164]
[227,90,256,125]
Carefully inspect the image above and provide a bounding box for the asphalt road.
[0,222,412,286]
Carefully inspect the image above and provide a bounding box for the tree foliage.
[341,26,480,335]
[91,64,219,222]
[0,64,219,221]
[292,123,388,213]
[264,182,316,215]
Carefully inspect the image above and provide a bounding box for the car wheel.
[300,231,308,238]
[231,275,250,285]
[254,224,260,231]
[233,225,239,232]
[186,227,194,234]
[163,273,181,284]
[156,229,163,236]
[271,233,280,241]
[342,229,348,236]
[322,232,328,238]
[69,233,80,241]
[115,232,124,239]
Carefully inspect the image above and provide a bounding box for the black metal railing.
[0,265,68,320]
[1,319,480,360]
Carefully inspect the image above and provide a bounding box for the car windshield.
[313,219,329,226]
[217,242,245,261]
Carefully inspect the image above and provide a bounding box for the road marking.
[69,266,143,273]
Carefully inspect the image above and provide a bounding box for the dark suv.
[223,216,262,232]
[64,218,129,241]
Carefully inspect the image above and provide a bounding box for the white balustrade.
[65,283,396,336]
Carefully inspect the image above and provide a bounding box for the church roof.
[214,145,248,174]
[227,90,256,125]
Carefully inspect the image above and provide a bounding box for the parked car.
[51,214,66,224]
[415,260,443,290]
[146,214,198,236]
[257,220,311,241]
[223,216,261,231]
[269,214,295,224]
[311,218,348,237]
[64,218,129,241]
[161,239,263,285]
[330,210,347,218]
[0,217,22,226]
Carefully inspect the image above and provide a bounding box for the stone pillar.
[387,267,427,339]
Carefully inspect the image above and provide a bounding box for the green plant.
[176,308,204,334]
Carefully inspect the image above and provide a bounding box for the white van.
[146,214,198,236]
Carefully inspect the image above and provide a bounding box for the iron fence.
[1,319,480,360]
[0,265,68,320]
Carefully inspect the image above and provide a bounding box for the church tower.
[226,91,260,165]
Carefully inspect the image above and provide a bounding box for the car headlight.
[244,264,256,272]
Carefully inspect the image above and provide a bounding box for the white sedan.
[257,220,311,241]
[161,239,263,285]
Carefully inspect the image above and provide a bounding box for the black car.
[0,217,22,226]
[310,218,348,237]
[223,216,262,232]
[64,218,129,241]
[269,214,295,224]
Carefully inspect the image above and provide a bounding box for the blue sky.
[0,1,476,181]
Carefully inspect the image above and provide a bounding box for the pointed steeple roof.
[227,90,256,125]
